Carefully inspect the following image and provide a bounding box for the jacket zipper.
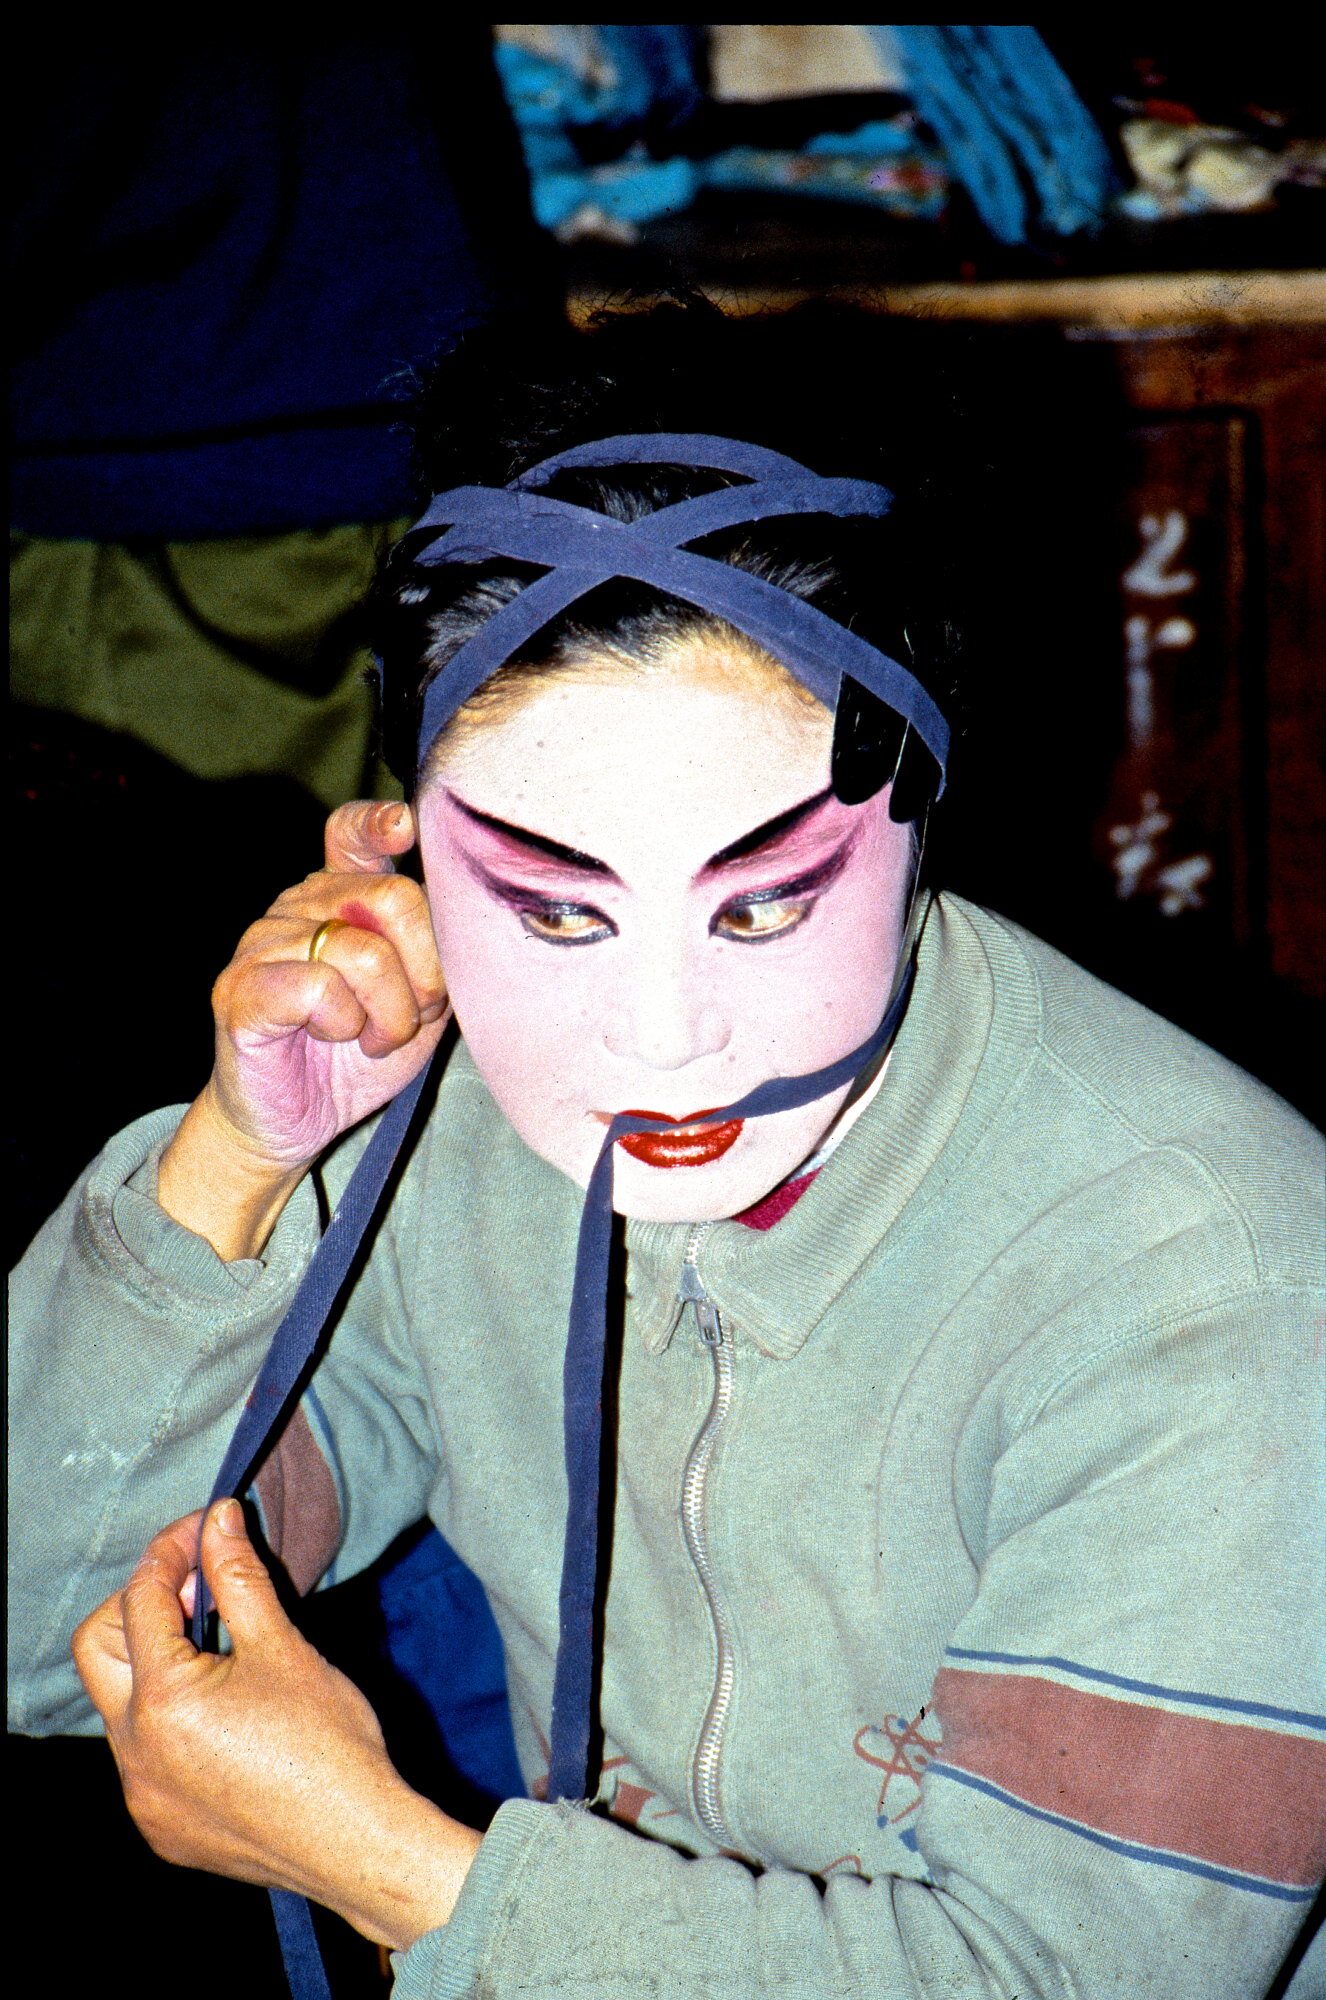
[678,1222,739,1849]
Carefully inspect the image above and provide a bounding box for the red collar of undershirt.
[732,1166,820,1232]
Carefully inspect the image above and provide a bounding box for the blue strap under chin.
[197,429,934,1997]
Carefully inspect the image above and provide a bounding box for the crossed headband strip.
[408,433,949,789]
[198,433,943,2000]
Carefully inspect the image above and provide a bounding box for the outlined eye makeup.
[516,901,616,946]
[710,841,854,943]
[470,870,619,946]
[450,787,858,953]
[472,837,853,951]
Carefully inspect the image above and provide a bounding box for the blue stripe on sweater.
[928,1763,1318,1901]
[944,1647,1326,1732]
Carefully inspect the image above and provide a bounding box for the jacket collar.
[624,895,1042,1359]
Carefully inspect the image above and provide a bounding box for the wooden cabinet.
[1103,326,1324,1003]
[1024,314,1324,1123]
[943,303,1325,1122]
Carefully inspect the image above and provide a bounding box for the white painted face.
[415,639,914,1221]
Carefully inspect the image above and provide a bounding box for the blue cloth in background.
[592,25,705,131]
[495,24,1114,245]
[703,118,947,221]
[377,1528,526,1807]
[882,27,1117,245]
[495,25,701,156]
[494,27,704,232]
[12,35,536,540]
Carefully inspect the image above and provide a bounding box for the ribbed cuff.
[390,1801,551,2000]
[88,1105,320,1308]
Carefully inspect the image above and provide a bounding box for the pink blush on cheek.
[420,839,612,1172]
[692,796,911,1072]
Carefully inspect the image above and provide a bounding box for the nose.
[601,939,730,1073]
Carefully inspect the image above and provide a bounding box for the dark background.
[9,26,1323,2000]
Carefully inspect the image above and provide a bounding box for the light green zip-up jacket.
[10,894,1325,1998]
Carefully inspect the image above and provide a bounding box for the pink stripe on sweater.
[931,1667,1326,1888]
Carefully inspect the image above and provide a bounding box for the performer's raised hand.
[158,800,447,1258]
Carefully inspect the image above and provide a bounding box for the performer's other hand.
[72,1501,479,1950]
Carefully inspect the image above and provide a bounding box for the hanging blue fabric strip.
[269,1890,334,2000]
[191,1060,437,2000]
[192,1055,434,1643]
[883,26,1114,244]
[199,969,913,1978]
[546,957,916,1803]
[547,1132,620,1802]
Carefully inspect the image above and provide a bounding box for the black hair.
[372,297,968,813]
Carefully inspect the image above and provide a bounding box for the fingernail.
[214,1499,245,1536]
[379,803,408,834]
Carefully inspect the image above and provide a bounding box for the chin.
[527,1126,792,1222]
[515,1101,840,1224]
[608,1147,793,1224]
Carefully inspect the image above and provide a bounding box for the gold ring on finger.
[307,918,348,963]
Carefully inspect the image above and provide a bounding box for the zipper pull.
[679,1258,724,1348]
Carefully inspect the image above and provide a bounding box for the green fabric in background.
[10,524,409,809]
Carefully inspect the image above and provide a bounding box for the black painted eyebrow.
[447,783,835,888]
[445,792,618,877]
[703,788,835,874]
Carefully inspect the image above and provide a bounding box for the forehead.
[421,643,834,871]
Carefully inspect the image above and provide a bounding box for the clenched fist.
[158,801,447,1260]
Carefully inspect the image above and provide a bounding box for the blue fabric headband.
[200,431,938,1999]
[406,433,949,793]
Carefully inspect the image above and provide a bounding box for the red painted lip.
[619,1120,744,1168]
[600,1106,744,1170]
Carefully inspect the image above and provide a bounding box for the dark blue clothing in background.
[12,33,539,538]
[376,1528,527,1810]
